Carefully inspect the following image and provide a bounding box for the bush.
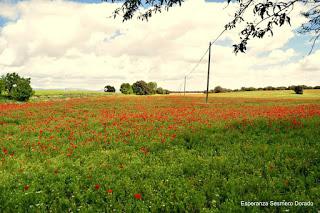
[10,78,34,101]
[293,86,303,95]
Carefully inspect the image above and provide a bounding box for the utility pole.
[184,76,186,96]
[206,42,212,104]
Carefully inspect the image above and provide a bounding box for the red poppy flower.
[24,185,29,191]
[134,193,142,200]
[107,189,113,194]
[2,148,8,155]
[95,184,100,190]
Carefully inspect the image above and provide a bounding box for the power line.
[185,47,209,77]
[210,29,227,45]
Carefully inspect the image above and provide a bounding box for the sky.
[0,0,319,91]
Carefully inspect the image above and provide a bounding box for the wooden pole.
[206,42,212,104]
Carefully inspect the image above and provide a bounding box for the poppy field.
[1,94,320,212]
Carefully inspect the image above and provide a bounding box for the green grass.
[34,90,106,96]
[31,90,113,101]
[1,118,319,212]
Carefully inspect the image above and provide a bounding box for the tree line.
[0,73,34,101]
[104,80,170,95]
[210,85,320,94]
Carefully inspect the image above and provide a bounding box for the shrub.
[293,86,303,95]
[10,78,34,101]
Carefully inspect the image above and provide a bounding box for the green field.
[1,92,320,212]
[31,90,111,101]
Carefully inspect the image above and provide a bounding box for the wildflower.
[2,148,8,155]
[107,189,113,194]
[134,193,142,200]
[24,185,30,191]
[95,184,100,190]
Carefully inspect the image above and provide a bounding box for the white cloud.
[0,0,319,91]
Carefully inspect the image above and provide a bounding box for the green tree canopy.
[1,72,34,101]
[104,85,116,92]
[147,82,157,94]
[132,80,152,95]
[120,83,133,94]
[10,78,34,101]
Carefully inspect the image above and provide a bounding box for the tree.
[132,80,152,95]
[147,82,157,94]
[120,83,133,94]
[0,77,4,95]
[4,72,21,96]
[213,86,225,93]
[1,72,33,101]
[10,78,34,101]
[294,85,303,94]
[105,0,320,54]
[156,87,164,94]
[104,85,116,92]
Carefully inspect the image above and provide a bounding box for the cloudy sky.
[0,0,319,91]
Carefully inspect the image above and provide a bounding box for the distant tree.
[163,89,170,94]
[0,77,4,95]
[276,86,287,90]
[10,78,34,101]
[4,72,21,96]
[104,85,116,92]
[287,85,296,90]
[314,86,320,89]
[294,85,303,94]
[300,85,313,89]
[147,82,157,94]
[2,73,33,101]
[132,80,152,95]
[120,83,133,94]
[213,86,225,93]
[241,86,257,91]
[156,87,164,94]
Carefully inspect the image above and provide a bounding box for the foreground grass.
[1,119,319,212]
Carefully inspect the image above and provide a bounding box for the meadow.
[1,91,320,212]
